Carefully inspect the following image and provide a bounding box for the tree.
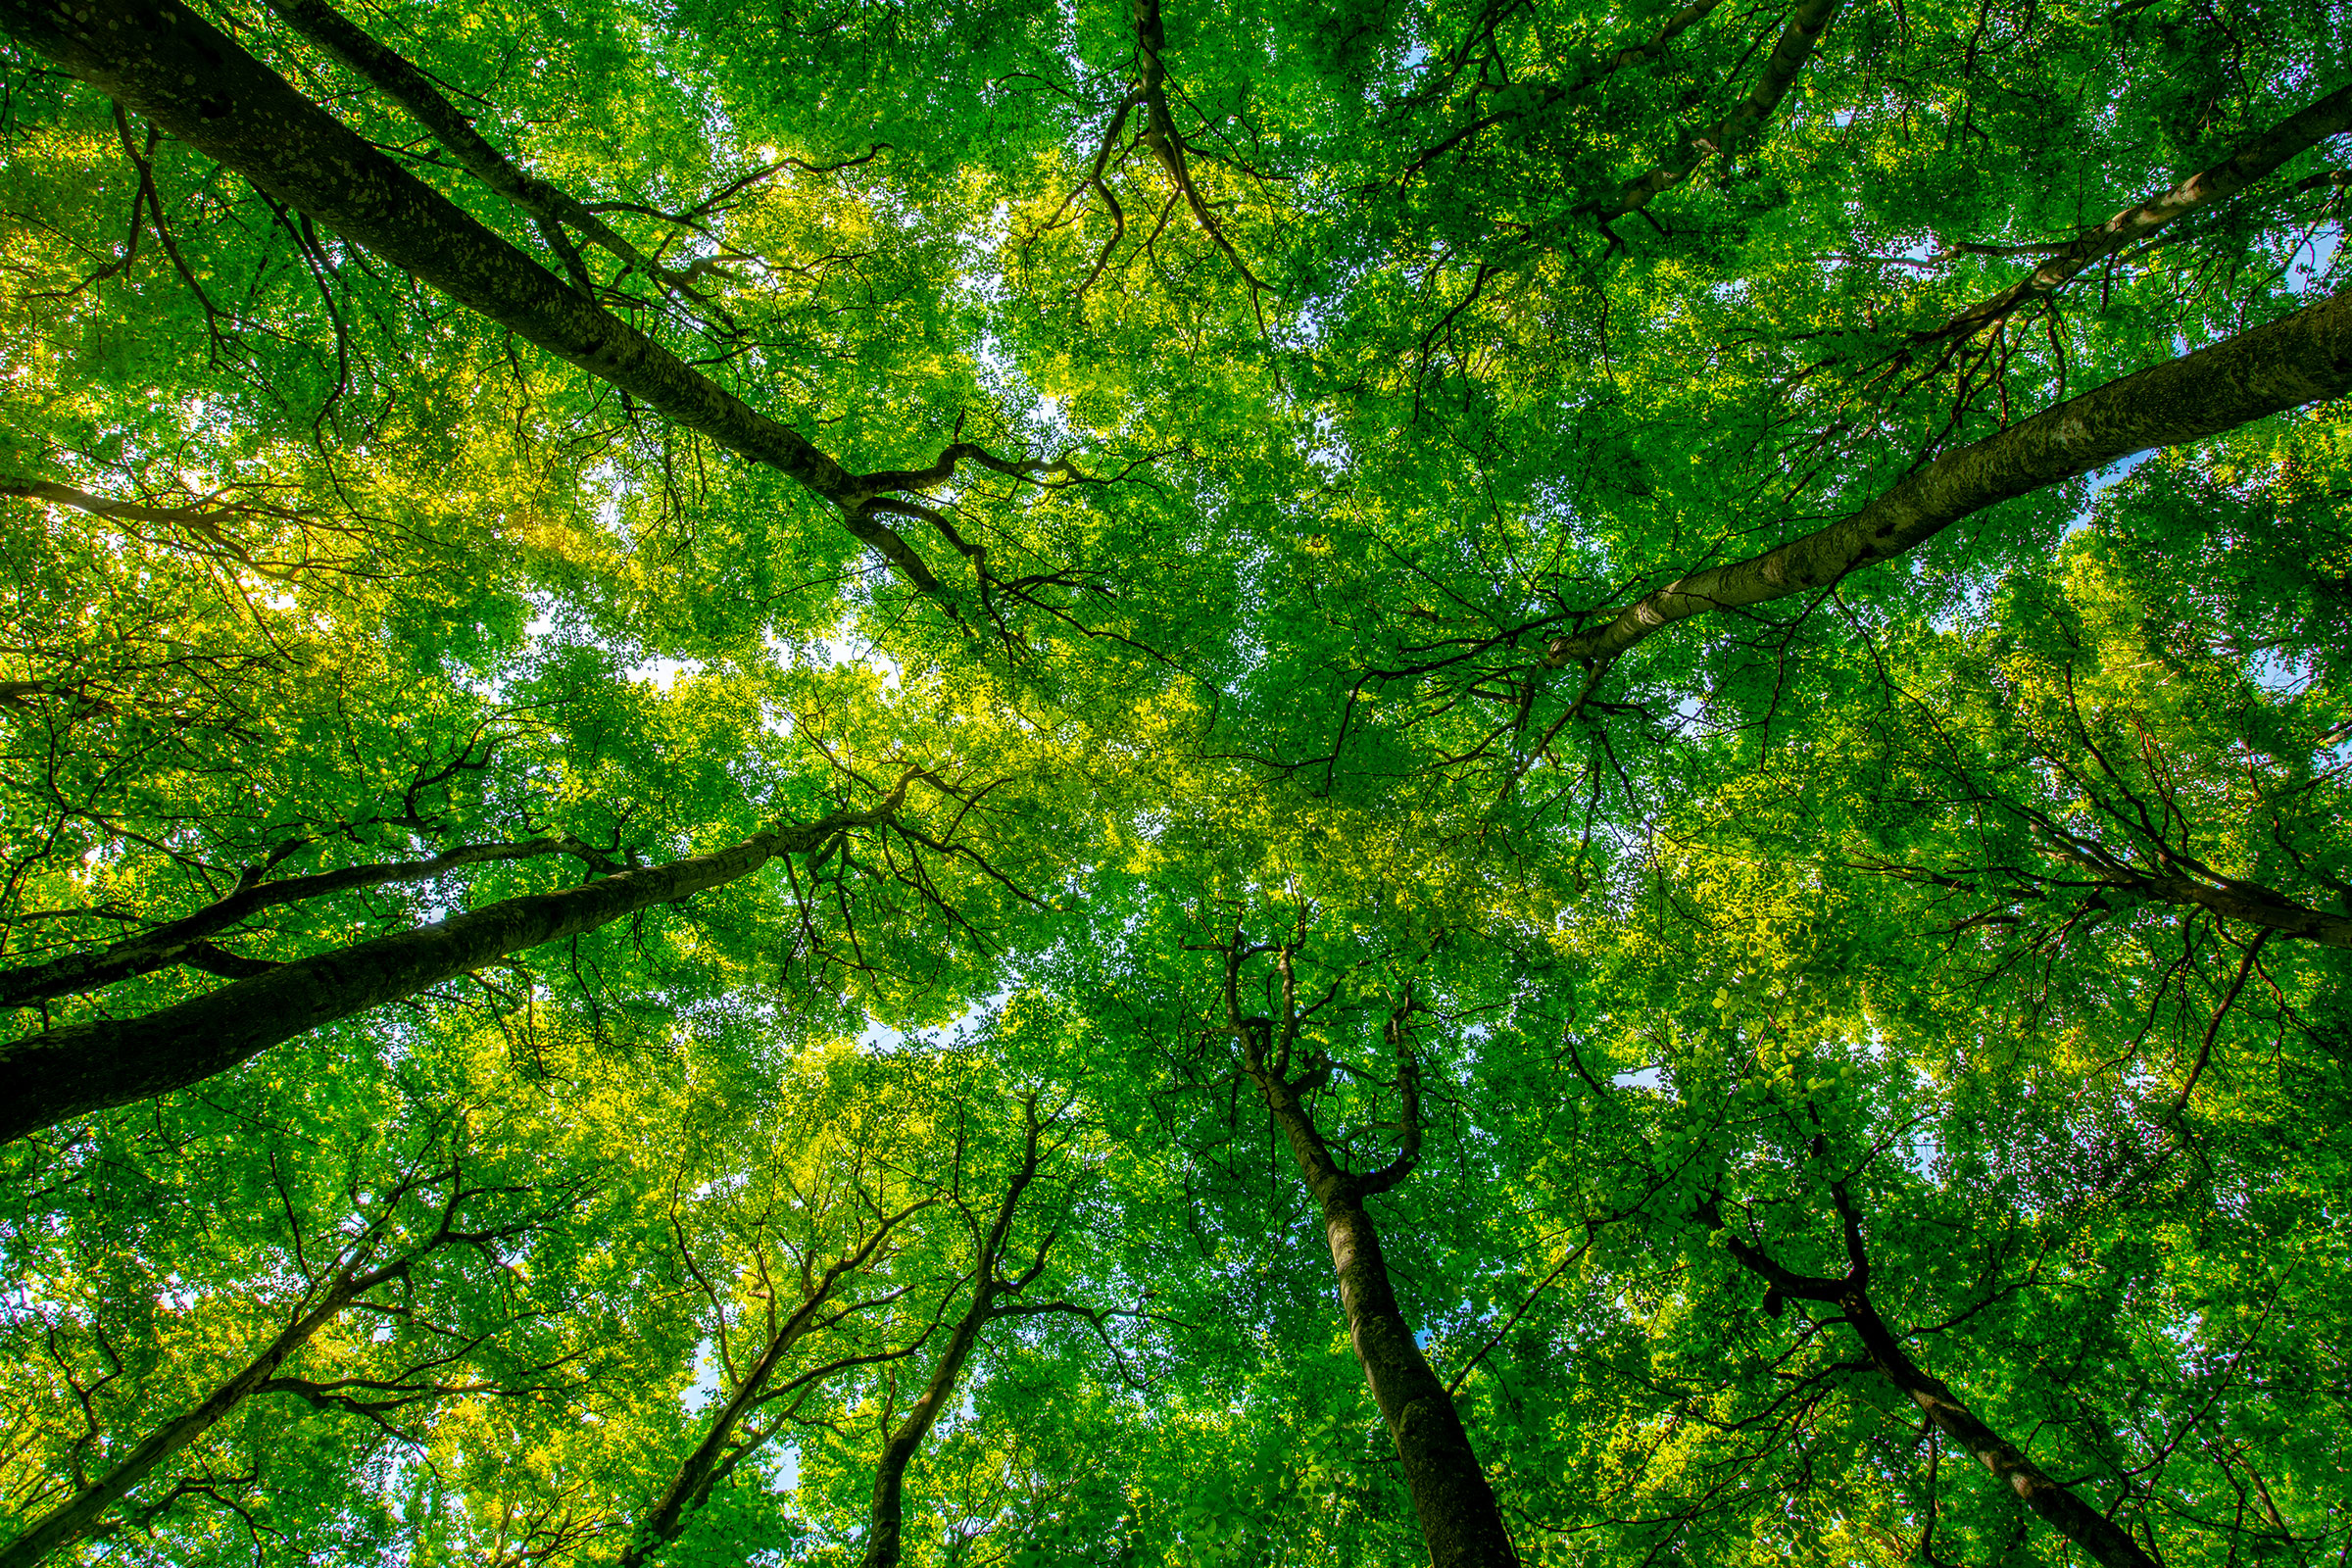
[0,775,927,1140]
[1206,919,1516,1568]
[5,0,2351,1561]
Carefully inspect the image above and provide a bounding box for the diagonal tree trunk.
[619,1199,932,1568]
[1544,285,2352,677]
[860,1099,1054,1568]
[1701,1175,2159,1568]
[0,835,614,1011]
[252,0,681,300]
[1217,937,1518,1568]
[0,784,910,1143]
[1593,0,1842,223]
[0,1267,395,1568]
[0,1159,517,1568]
[0,0,948,591]
[1920,82,2352,343]
[859,1274,1002,1568]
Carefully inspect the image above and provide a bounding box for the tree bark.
[862,1306,988,1568]
[1222,948,1517,1568]
[1595,0,1841,221]
[2062,857,2352,951]
[251,0,679,295]
[619,1201,928,1568]
[1310,1187,1514,1568]
[1129,0,1266,292]
[1546,285,2352,673]
[0,1252,410,1568]
[859,1104,1048,1568]
[1710,1202,2159,1568]
[0,836,605,1011]
[1840,1295,2159,1568]
[0,0,946,592]
[3,476,249,538]
[0,789,906,1143]
[1923,82,2352,342]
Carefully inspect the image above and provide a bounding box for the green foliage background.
[2,0,2349,1561]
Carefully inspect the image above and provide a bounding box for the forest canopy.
[1,0,2349,1563]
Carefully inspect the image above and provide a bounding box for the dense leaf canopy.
[1,0,2349,1563]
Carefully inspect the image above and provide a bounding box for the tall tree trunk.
[1545,284,2352,674]
[1306,1183,1515,1568]
[0,789,906,1143]
[1707,1192,2159,1568]
[0,0,947,591]
[1596,0,1842,220]
[2055,858,2352,951]
[1922,81,2352,342]
[253,0,676,294]
[619,1200,931,1568]
[0,835,605,1010]
[618,1312,820,1568]
[0,1254,410,1567]
[858,1276,996,1568]
[860,1103,1048,1568]
[1838,1295,2159,1568]
[1221,944,1518,1568]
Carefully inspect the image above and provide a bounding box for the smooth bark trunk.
[1312,1186,1514,1568]
[0,0,945,590]
[0,837,599,1010]
[1597,0,1841,220]
[1714,1213,2158,1568]
[253,0,673,292]
[859,1111,1045,1568]
[1926,82,2352,342]
[1238,1025,1516,1566]
[1839,1296,2158,1568]
[2079,861,2352,950]
[1546,285,2352,672]
[3,475,251,539]
[617,1315,814,1568]
[619,1208,924,1568]
[0,1257,403,1568]
[858,1265,997,1568]
[0,794,902,1143]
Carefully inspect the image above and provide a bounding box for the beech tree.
[4,0,2349,1562]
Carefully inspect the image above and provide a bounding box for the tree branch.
[1918,81,2352,344]
[1543,284,2352,679]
